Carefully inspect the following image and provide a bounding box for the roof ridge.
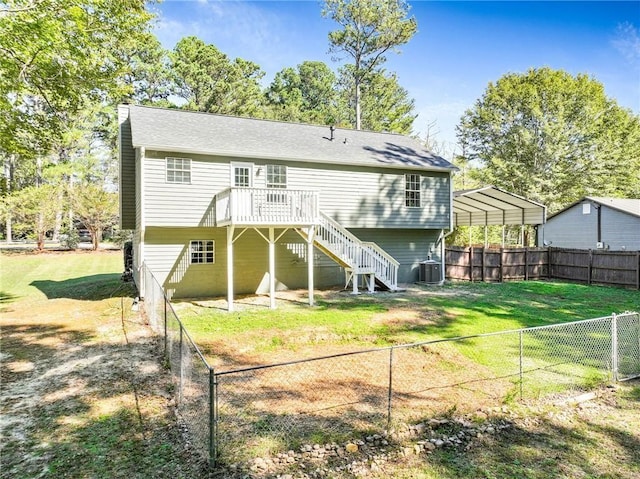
[127,104,407,138]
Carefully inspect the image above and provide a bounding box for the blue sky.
[153,1,640,156]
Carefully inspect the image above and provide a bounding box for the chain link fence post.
[164,295,168,358]
[209,368,216,467]
[519,330,524,400]
[386,347,394,433]
[179,325,184,404]
[611,313,618,382]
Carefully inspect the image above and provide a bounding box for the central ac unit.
[596,242,604,249]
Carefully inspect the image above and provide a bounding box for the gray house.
[538,197,640,251]
[118,105,457,309]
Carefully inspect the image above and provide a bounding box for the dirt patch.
[0,290,207,478]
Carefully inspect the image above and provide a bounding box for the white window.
[266,165,287,189]
[582,203,591,215]
[405,174,421,207]
[190,240,215,264]
[266,165,287,203]
[166,157,191,184]
[231,162,253,187]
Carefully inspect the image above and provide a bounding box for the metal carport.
[453,186,547,246]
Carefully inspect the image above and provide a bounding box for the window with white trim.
[266,165,287,202]
[266,165,287,189]
[405,174,421,207]
[166,157,191,184]
[232,163,252,187]
[190,240,215,264]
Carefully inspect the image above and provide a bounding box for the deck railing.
[216,187,319,226]
[315,212,399,290]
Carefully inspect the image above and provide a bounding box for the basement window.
[190,240,215,264]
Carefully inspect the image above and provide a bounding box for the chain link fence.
[139,264,639,466]
[141,265,215,463]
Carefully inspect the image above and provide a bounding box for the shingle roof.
[126,105,455,172]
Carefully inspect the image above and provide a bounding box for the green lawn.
[176,280,640,363]
[1,250,125,302]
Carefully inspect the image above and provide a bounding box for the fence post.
[179,325,184,404]
[164,295,168,358]
[469,247,474,282]
[611,313,618,382]
[519,330,524,400]
[386,347,394,433]
[209,368,217,467]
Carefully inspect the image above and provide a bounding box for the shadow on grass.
[1,301,207,479]
[0,290,18,303]
[420,409,639,479]
[31,274,131,301]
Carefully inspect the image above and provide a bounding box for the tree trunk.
[5,217,12,243]
[355,77,361,130]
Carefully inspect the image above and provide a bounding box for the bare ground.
[0,291,207,478]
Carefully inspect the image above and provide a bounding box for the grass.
[176,280,640,368]
[1,250,205,478]
[2,251,639,478]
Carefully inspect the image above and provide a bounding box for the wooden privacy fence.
[445,246,640,290]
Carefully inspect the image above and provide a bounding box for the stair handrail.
[316,213,398,288]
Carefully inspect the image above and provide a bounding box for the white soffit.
[453,186,546,227]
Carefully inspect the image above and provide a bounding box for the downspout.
[439,171,456,284]
[139,146,146,298]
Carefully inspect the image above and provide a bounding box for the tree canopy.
[322,0,417,130]
[457,67,640,213]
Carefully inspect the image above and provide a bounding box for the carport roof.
[453,186,547,227]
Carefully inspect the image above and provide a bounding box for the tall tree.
[338,67,416,134]
[170,36,265,117]
[0,0,154,157]
[457,67,640,212]
[266,61,339,124]
[322,0,417,130]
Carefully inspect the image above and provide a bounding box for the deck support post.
[352,272,359,295]
[306,227,315,306]
[227,226,234,312]
[368,273,375,293]
[269,227,276,310]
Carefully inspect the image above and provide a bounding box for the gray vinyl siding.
[118,105,136,229]
[284,162,451,229]
[141,150,451,229]
[540,201,640,250]
[350,228,442,283]
[143,227,343,299]
[601,207,640,250]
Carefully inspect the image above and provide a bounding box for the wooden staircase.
[296,212,400,292]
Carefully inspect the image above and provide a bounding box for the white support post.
[227,226,234,312]
[368,273,375,293]
[352,272,359,295]
[307,227,315,306]
[269,227,276,310]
